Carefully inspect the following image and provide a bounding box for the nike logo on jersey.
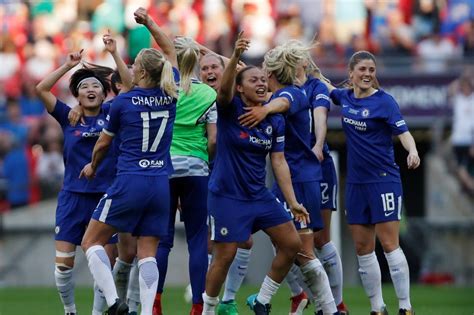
[384,211,394,217]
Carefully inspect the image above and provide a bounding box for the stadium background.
[0,0,473,313]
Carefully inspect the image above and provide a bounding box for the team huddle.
[35,7,420,315]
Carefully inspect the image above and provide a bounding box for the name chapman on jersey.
[132,95,173,106]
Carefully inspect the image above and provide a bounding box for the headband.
[77,77,104,90]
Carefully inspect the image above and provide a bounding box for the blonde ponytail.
[174,36,199,95]
[160,59,178,98]
[263,45,303,86]
[137,48,178,98]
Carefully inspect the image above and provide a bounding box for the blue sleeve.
[385,95,409,135]
[311,82,331,111]
[49,100,71,127]
[103,97,122,136]
[274,88,302,116]
[101,101,112,116]
[271,115,285,153]
[329,89,345,106]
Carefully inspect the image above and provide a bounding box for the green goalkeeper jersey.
[171,80,217,162]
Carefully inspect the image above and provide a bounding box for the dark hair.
[82,62,114,78]
[110,70,121,95]
[348,50,380,89]
[236,65,259,86]
[110,65,132,95]
[69,68,110,98]
[348,51,376,71]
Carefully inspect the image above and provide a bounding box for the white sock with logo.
[222,248,251,302]
[92,282,107,314]
[316,241,344,305]
[358,252,385,312]
[385,247,412,310]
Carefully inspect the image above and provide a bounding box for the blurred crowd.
[449,69,474,197]
[0,0,473,210]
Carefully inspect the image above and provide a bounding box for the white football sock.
[316,241,344,305]
[385,247,412,310]
[92,282,107,314]
[285,264,304,297]
[256,275,280,305]
[300,258,337,314]
[358,252,385,312]
[138,257,159,315]
[54,266,76,313]
[112,258,133,301]
[202,292,219,314]
[85,245,118,307]
[126,259,140,312]
[222,248,251,302]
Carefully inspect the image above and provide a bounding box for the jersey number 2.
[140,111,169,152]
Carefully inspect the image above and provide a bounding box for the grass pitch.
[0,284,472,314]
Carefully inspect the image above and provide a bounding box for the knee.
[238,238,253,250]
[80,239,93,252]
[119,245,136,263]
[354,240,375,256]
[281,235,302,259]
[314,232,330,250]
[212,249,236,269]
[379,238,399,253]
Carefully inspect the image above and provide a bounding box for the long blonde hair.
[281,40,323,81]
[137,48,178,98]
[174,36,200,95]
[263,44,303,86]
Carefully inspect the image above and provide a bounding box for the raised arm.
[36,50,83,113]
[216,32,250,108]
[134,7,177,68]
[197,41,246,70]
[398,131,420,169]
[103,31,133,92]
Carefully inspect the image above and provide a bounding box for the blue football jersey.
[50,100,116,193]
[330,88,409,183]
[104,86,177,176]
[302,76,332,159]
[272,85,321,182]
[209,96,285,201]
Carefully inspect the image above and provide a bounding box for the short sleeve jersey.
[209,96,285,201]
[273,85,321,182]
[50,100,116,193]
[104,84,178,176]
[303,76,332,161]
[330,88,409,183]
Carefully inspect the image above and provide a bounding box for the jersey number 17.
[140,111,169,152]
